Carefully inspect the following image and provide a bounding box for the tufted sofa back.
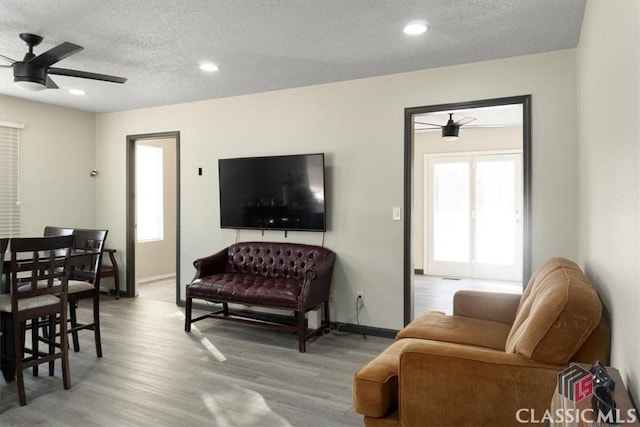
[225,241,334,281]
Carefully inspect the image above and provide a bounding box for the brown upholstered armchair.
[353,258,610,426]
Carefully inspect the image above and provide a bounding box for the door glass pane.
[475,159,515,265]
[433,162,469,262]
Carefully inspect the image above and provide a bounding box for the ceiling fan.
[0,33,127,91]
[415,113,478,141]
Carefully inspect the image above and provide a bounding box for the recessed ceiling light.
[403,20,428,35]
[69,89,86,96]
[199,63,219,72]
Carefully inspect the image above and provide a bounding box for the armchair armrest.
[192,247,228,279]
[299,251,336,310]
[453,290,521,325]
[398,339,562,427]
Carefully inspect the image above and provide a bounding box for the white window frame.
[135,143,164,242]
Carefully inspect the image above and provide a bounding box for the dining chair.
[67,228,108,357]
[43,226,74,259]
[0,235,75,406]
[100,248,120,299]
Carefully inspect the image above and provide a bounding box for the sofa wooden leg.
[184,297,192,332]
[297,311,306,353]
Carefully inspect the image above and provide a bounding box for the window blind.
[0,122,23,238]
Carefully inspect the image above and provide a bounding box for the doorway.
[126,131,180,304]
[403,96,531,323]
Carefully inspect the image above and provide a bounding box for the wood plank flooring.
[413,275,522,317]
[0,296,390,426]
[137,278,176,304]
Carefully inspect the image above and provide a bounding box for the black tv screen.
[219,153,326,231]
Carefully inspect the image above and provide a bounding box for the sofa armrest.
[453,290,521,325]
[299,251,336,310]
[398,339,562,427]
[192,247,228,279]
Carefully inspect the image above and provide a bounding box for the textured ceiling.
[0,0,586,114]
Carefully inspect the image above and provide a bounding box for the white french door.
[424,153,523,281]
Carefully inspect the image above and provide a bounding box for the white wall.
[0,95,96,235]
[577,0,640,404]
[95,49,579,331]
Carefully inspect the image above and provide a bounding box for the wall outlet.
[356,291,364,308]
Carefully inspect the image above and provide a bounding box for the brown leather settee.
[184,241,336,352]
[353,258,610,426]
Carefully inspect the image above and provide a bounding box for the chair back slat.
[43,226,75,257]
[10,235,75,301]
[43,226,74,237]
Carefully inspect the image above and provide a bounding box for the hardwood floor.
[414,275,522,317]
[137,277,176,303]
[0,296,390,426]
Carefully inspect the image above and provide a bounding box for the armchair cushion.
[396,310,512,351]
[505,258,602,365]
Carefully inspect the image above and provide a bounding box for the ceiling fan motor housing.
[13,62,47,86]
[442,124,460,139]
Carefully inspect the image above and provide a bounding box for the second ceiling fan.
[415,113,478,141]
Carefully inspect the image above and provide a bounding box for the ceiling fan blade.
[30,42,83,67]
[48,67,127,84]
[46,76,59,89]
[464,124,506,128]
[455,117,477,126]
[415,121,443,127]
[0,54,17,64]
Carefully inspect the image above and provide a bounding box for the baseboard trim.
[138,273,176,285]
[333,323,397,339]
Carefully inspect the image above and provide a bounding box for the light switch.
[392,207,401,221]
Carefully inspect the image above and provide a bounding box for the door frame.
[126,131,180,303]
[403,95,531,325]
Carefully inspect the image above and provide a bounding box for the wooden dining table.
[0,246,100,382]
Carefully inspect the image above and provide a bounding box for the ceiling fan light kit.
[442,124,459,141]
[2,33,127,92]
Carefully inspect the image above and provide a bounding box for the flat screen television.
[218,153,326,231]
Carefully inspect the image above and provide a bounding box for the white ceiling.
[0,0,586,114]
